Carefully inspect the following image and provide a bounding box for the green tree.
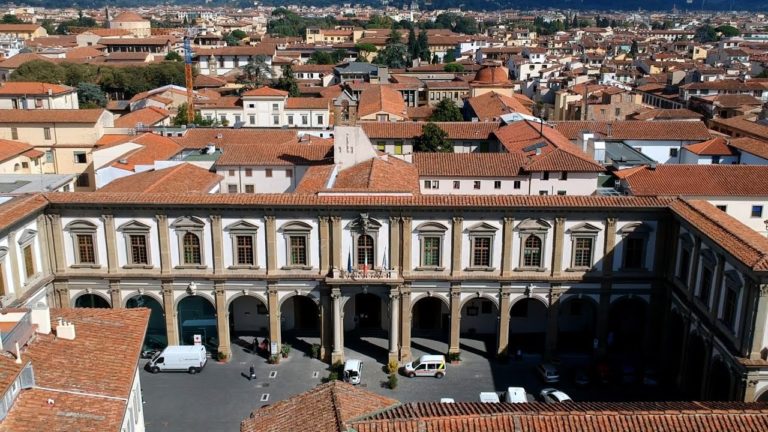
[414,122,452,152]
[695,25,718,43]
[274,65,300,97]
[443,63,464,72]
[10,60,65,83]
[355,43,377,61]
[407,27,417,61]
[331,49,348,64]
[1,14,24,24]
[416,30,430,61]
[374,28,407,69]
[366,15,393,29]
[165,51,183,61]
[430,98,463,122]
[308,50,334,65]
[40,19,55,35]
[173,103,216,127]
[628,40,638,58]
[443,50,456,63]
[433,13,478,35]
[77,82,107,108]
[715,25,740,38]
[238,55,273,88]
[230,29,248,40]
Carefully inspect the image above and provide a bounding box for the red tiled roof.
[466,91,532,121]
[0,138,35,163]
[524,148,605,172]
[332,156,419,193]
[294,164,335,194]
[630,108,703,121]
[0,109,106,124]
[358,85,407,119]
[284,97,331,109]
[711,115,768,140]
[617,164,768,196]
[171,129,297,149]
[553,120,712,141]
[111,11,147,22]
[109,133,183,170]
[200,44,277,56]
[99,163,222,193]
[0,194,47,231]
[242,86,289,97]
[684,137,736,156]
[0,24,41,32]
[0,82,73,96]
[413,153,526,177]
[671,200,768,271]
[361,122,500,140]
[240,381,399,432]
[729,137,768,160]
[0,53,54,69]
[114,106,170,128]
[216,142,333,166]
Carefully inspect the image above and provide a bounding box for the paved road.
[142,334,675,432]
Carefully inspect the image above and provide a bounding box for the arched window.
[183,233,201,265]
[523,235,542,268]
[357,234,374,267]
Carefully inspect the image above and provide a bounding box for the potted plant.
[281,343,291,359]
[387,373,398,390]
[217,351,229,363]
[310,343,320,359]
[268,354,280,364]
[387,359,399,375]
[448,352,461,365]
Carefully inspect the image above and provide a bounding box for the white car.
[440,398,455,403]
[479,392,500,403]
[539,388,572,403]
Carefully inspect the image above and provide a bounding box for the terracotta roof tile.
[361,122,500,140]
[294,164,335,194]
[617,164,768,196]
[358,85,407,119]
[684,137,737,156]
[99,163,222,193]
[711,115,768,140]
[171,129,297,149]
[413,153,526,177]
[671,200,768,271]
[553,120,712,141]
[242,86,289,97]
[0,109,106,124]
[109,133,183,170]
[0,138,35,163]
[729,137,768,160]
[466,91,532,121]
[216,142,333,166]
[0,82,73,96]
[0,53,54,69]
[114,106,170,128]
[630,108,703,121]
[332,156,419,193]
[284,97,331,109]
[240,381,399,432]
[0,194,48,231]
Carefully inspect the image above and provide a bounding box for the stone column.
[603,217,617,276]
[744,373,761,401]
[389,217,400,272]
[162,281,179,345]
[35,215,52,276]
[698,336,713,399]
[401,217,412,276]
[501,217,514,277]
[319,216,330,275]
[210,215,224,274]
[156,215,172,275]
[265,216,277,274]
[497,286,512,356]
[109,280,122,308]
[102,214,119,274]
[551,217,565,276]
[675,314,691,388]
[399,284,412,362]
[388,287,400,363]
[545,287,562,359]
[750,284,768,360]
[53,281,70,309]
[330,216,342,271]
[451,217,463,277]
[596,281,611,355]
[215,282,231,359]
[331,287,344,364]
[687,237,701,292]
[7,230,20,291]
[449,283,461,354]
[47,213,67,274]
[320,287,332,362]
[267,284,280,355]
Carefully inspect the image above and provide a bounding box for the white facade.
[0,92,78,110]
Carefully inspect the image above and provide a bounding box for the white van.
[343,359,363,385]
[479,392,500,403]
[503,387,527,403]
[147,345,207,374]
[404,355,446,378]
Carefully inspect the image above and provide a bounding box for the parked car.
[440,398,455,403]
[574,369,590,386]
[479,392,500,403]
[146,345,207,374]
[343,359,363,385]
[404,355,446,378]
[536,363,560,383]
[539,388,573,403]
[503,387,528,403]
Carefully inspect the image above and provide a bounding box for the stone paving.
[142,334,675,432]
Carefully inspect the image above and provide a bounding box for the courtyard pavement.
[142,334,677,432]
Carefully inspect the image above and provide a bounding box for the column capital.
[155,214,168,222]
[399,284,412,295]
[452,216,463,224]
[318,215,330,223]
[389,216,401,223]
[503,216,514,224]
[331,287,341,299]
[760,284,768,297]
[209,214,222,222]
[330,216,341,223]
[605,217,617,226]
[264,215,275,222]
[100,213,114,222]
[500,289,512,299]
[401,216,412,223]
[554,216,566,225]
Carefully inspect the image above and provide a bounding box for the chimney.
[30,302,51,335]
[55,318,76,340]
[606,122,612,137]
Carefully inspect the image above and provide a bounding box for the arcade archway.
[509,297,548,354]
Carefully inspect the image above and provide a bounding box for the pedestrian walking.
[249,364,256,381]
